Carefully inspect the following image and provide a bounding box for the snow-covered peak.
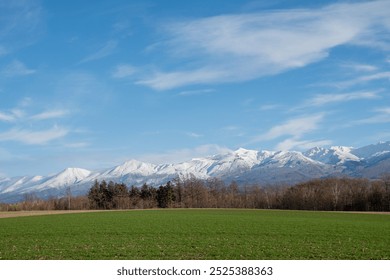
[257,150,275,160]
[52,168,91,184]
[16,167,92,192]
[352,141,390,159]
[0,176,31,193]
[305,146,326,156]
[269,151,317,166]
[164,158,213,179]
[106,160,157,177]
[233,148,259,162]
[31,175,44,182]
[61,167,90,176]
[330,146,353,153]
[234,147,255,155]
[329,146,359,163]
[304,146,359,165]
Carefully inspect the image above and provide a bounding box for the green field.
[0,209,389,259]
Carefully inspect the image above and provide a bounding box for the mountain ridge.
[1,141,390,203]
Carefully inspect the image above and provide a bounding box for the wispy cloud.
[341,62,378,72]
[136,144,231,164]
[0,109,26,122]
[0,126,69,145]
[0,100,72,145]
[0,0,44,53]
[186,132,203,138]
[177,88,215,96]
[275,138,332,151]
[353,107,390,125]
[260,114,325,141]
[138,1,390,90]
[18,97,33,107]
[30,110,69,121]
[112,64,136,78]
[259,104,281,111]
[64,142,90,148]
[248,113,327,151]
[0,112,16,122]
[80,40,118,63]
[137,68,227,90]
[299,91,379,108]
[336,71,390,88]
[1,60,35,77]
[0,107,68,123]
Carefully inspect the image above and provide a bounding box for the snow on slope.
[352,141,390,159]
[0,175,45,194]
[15,168,92,194]
[41,168,91,188]
[207,148,261,176]
[304,146,360,165]
[101,160,157,177]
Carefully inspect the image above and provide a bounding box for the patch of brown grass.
[0,210,105,219]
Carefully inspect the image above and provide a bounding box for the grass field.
[0,209,389,260]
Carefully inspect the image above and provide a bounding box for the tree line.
[1,176,390,212]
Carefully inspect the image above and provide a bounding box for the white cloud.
[10,109,25,119]
[80,40,118,63]
[137,68,227,90]
[375,107,390,115]
[18,97,33,107]
[0,112,15,122]
[260,114,325,141]
[341,62,378,72]
[336,71,390,88]
[1,60,35,77]
[275,138,332,151]
[136,144,231,164]
[248,114,326,151]
[353,107,390,124]
[0,126,68,145]
[64,142,90,148]
[0,1,44,53]
[30,110,69,121]
[0,107,68,123]
[0,109,26,122]
[139,1,390,90]
[301,91,379,107]
[186,132,203,138]
[259,104,281,111]
[177,88,215,96]
[112,64,136,78]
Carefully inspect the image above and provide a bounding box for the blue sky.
[1,0,390,177]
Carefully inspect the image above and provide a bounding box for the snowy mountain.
[351,141,390,159]
[304,146,360,165]
[1,141,390,202]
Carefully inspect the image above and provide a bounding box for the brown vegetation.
[0,210,105,219]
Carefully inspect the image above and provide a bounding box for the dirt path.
[0,210,106,219]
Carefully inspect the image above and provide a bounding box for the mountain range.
[1,141,390,203]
